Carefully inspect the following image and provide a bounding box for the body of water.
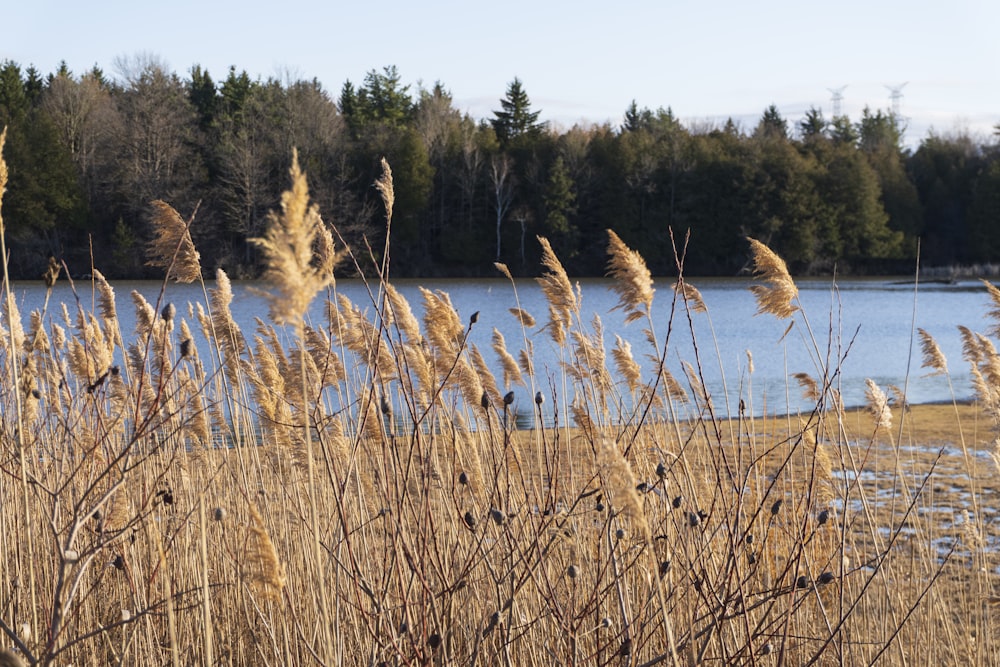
[5,275,993,418]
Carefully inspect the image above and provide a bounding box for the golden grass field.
[2,134,1000,666]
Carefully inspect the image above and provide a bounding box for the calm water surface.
[7,275,992,418]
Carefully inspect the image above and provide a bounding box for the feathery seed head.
[536,236,577,344]
[864,378,892,431]
[747,237,798,319]
[251,150,336,326]
[375,157,394,223]
[606,229,654,323]
[147,200,202,283]
[672,280,706,314]
[917,328,948,375]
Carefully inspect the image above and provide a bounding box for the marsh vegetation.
[0,133,999,665]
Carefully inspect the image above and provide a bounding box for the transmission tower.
[885,82,908,117]
[827,85,847,117]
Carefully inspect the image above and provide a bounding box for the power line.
[827,85,848,117]
[885,81,908,117]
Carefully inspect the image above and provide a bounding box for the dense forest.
[0,55,998,280]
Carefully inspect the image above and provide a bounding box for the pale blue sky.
[4,0,998,146]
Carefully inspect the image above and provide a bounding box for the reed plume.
[917,328,948,375]
[384,283,422,343]
[793,372,820,402]
[612,335,642,393]
[251,150,336,326]
[420,287,465,360]
[958,325,982,364]
[983,279,1000,338]
[747,237,798,319]
[245,502,287,602]
[673,281,707,313]
[147,200,202,283]
[509,307,536,328]
[606,229,654,323]
[864,378,892,431]
[492,328,524,389]
[0,127,7,210]
[536,236,577,345]
[597,438,652,543]
[374,157,394,223]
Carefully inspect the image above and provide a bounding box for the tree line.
[0,55,998,281]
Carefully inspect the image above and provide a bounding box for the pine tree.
[491,78,543,146]
[755,104,788,140]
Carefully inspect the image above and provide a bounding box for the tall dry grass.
[0,134,997,665]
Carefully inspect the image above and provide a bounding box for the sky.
[4,0,999,148]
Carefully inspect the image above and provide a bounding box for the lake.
[4,275,993,419]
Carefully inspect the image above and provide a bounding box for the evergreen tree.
[755,104,788,140]
[188,65,219,130]
[355,65,412,128]
[0,61,29,127]
[799,107,827,142]
[491,78,543,146]
[622,100,654,133]
[541,155,577,258]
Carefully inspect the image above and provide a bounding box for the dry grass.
[0,139,999,665]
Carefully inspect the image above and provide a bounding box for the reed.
[0,138,995,665]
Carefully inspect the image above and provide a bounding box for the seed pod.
[458,471,469,485]
[480,391,490,409]
[818,571,835,585]
[796,575,809,589]
[428,633,442,650]
[619,638,632,657]
[672,495,683,509]
[770,499,783,515]
[615,528,625,540]
[483,611,500,637]
[469,311,479,326]
[464,511,477,529]
[567,565,578,579]
[658,560,671,577]
[503,390,515,406]
[534,391,545,405]
[655,461,667,478]
[688,512,701,527]
[490,508,506,526]
[760,643,773,656]
[818,509,830,525]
